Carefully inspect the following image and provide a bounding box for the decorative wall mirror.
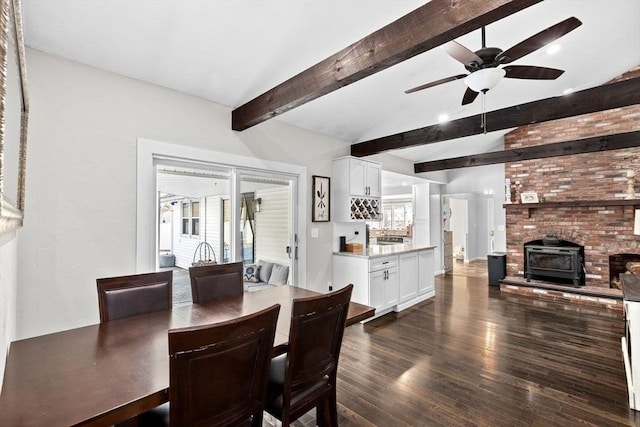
[0,0,28,234]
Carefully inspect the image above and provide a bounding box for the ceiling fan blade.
[405,74,467,94]
[496,17,582,64]
[503,65,565,80]
[442,41,484,67]
[461,87,479,105]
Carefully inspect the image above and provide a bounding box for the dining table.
[0,285,374,427]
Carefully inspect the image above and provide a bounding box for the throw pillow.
[259,261,274,283]
[243,264,261,283]
[268,264,289,285]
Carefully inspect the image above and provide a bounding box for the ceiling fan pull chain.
[481,93,487,134]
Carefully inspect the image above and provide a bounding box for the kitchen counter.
[334,243,436,259]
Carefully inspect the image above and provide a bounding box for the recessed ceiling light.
[563,87,574,95]
[438,113,449,123]
[547,44,561,55]
[402,182,408,186]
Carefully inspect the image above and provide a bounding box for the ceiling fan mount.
[405,17,582,106]
[464,47,505,72]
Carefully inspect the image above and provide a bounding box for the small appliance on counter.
[339,236,346,252]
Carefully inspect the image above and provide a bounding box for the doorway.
[156,163,297,283]
[443,193,495,264]
[449,197,469,263]
[136,139,307,288]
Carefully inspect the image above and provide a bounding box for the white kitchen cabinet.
[418,249,435,296]
[369,269,386,312]
[333,246,436,321]
[369,255,398,311]
[348,157,381,197]
[621,274,640,410]
[370,266,398,311]
[398,252,418,304]
[333,156,382,222]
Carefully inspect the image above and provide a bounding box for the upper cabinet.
[349,158,381,197]
[333,156,382,222]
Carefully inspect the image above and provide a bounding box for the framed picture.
[521,192,539,204]
[312,175,330,222]
[0,0,29,234]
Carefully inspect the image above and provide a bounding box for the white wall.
[443,163,506,253]
[0,232,18,389]
[17,49,357,339]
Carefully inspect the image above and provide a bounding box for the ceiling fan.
[405,17,582,105]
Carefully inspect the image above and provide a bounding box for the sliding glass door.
[156,162,231,269]
[155,161,298,285]
[239,172,296,284]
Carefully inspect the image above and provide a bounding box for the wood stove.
[524,238,585,286]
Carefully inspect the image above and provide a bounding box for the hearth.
[524,237,585,287]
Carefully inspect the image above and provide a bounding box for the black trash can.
[487,252,506,286]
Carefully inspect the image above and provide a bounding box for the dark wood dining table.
[0,285,373,427]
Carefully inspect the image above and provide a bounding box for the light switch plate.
[311,228,319,238]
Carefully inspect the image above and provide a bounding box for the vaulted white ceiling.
[23,0,640,163]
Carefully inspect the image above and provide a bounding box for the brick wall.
[504,68,640,287]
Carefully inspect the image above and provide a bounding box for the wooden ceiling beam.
[413,131,640,173]
[232,0,544,131]
[351,77,640,157]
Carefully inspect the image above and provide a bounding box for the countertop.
[334,243,437,259]
[622,274,640,302]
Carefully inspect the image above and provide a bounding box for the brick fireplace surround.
[504,69,640,291]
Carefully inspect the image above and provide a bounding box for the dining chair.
[189,261,243,303]
[264,284,354,427]
[96,271,173,322]
[138,303,281,427]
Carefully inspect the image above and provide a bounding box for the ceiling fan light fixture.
[464,68,506,93]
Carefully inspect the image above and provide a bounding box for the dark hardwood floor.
[333,260,635,426]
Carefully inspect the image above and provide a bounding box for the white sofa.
[243,260,289,292]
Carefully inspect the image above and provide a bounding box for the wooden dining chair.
[96,271,173,322]
[264,284,354,427]
[189,261,243,303]
[138,304,281,427]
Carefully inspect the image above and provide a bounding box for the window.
[372,199,412,231]
[181,200,200,237]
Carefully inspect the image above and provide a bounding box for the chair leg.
[328,389,338,427]
[251,411,263,427]
[317,402,327,427]
[316,397,336,427]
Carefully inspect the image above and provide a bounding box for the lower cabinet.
[418,249,435,296]
[370,265,398,311]
[334,248,435,321]
[398,253,418,304]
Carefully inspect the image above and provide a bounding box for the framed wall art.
[521,192,539,204]
[0,0,29,234]
[312,175,330,222]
